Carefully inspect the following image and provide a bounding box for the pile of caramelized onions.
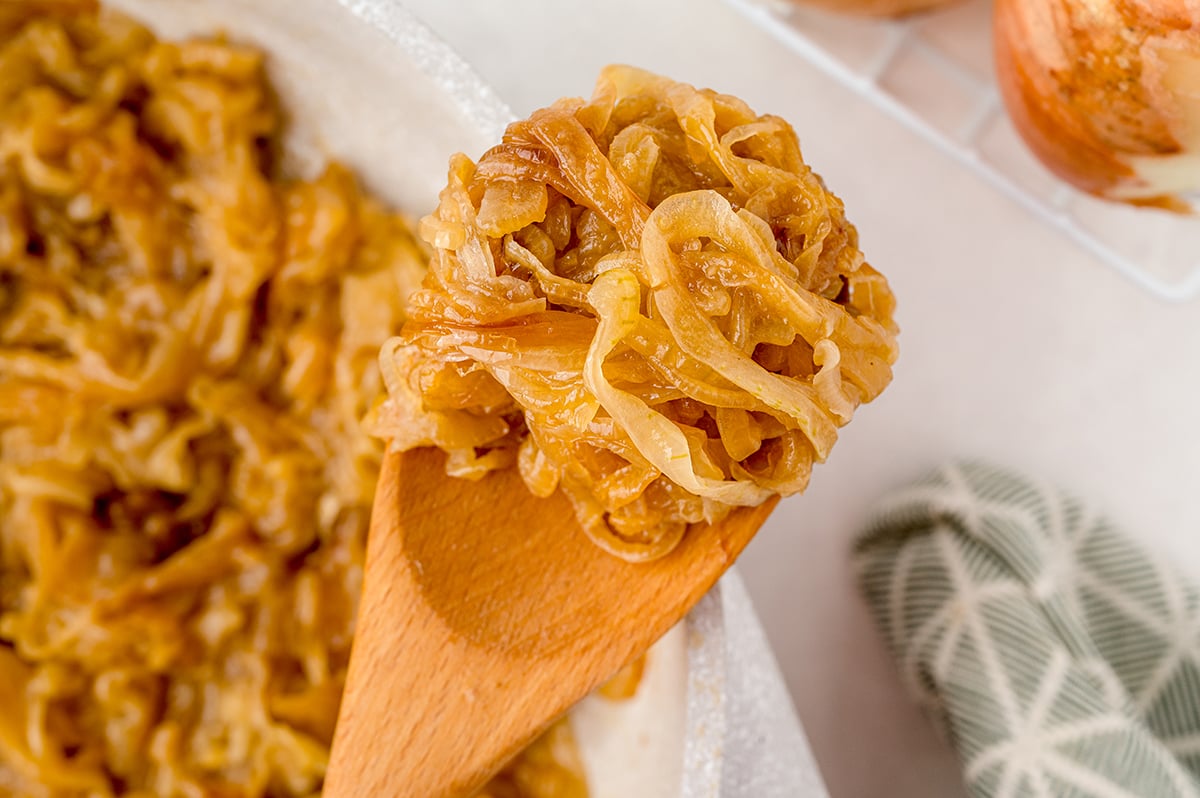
[0,5,584,797]
[995,0,1200,210]
[371,66,900,562]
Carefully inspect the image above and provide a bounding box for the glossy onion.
[370,66,900,561]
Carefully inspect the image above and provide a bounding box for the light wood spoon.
[323,446,778,798]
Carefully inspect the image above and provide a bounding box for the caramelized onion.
[0,5,587,796]
[371,66,900,561]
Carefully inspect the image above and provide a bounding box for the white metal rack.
[725,0,1200,302]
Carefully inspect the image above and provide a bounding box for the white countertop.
[398,2,1200,795]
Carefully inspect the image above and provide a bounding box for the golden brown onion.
[994,0,1200,210]
[371,66,900,562]
[0,5,588,797]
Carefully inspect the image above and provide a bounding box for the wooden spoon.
[324,446,778,798]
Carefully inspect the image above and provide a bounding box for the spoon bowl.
[324,446,777,798]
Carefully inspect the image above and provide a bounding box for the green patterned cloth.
[855,462,1200,798]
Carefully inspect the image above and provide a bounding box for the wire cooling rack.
[725,0,1200,302]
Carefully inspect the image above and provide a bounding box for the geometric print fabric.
[855,462,1200,798]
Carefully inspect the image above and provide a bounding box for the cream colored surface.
[403,1,1200,797]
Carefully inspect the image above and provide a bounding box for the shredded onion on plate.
[0,5,587,796]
